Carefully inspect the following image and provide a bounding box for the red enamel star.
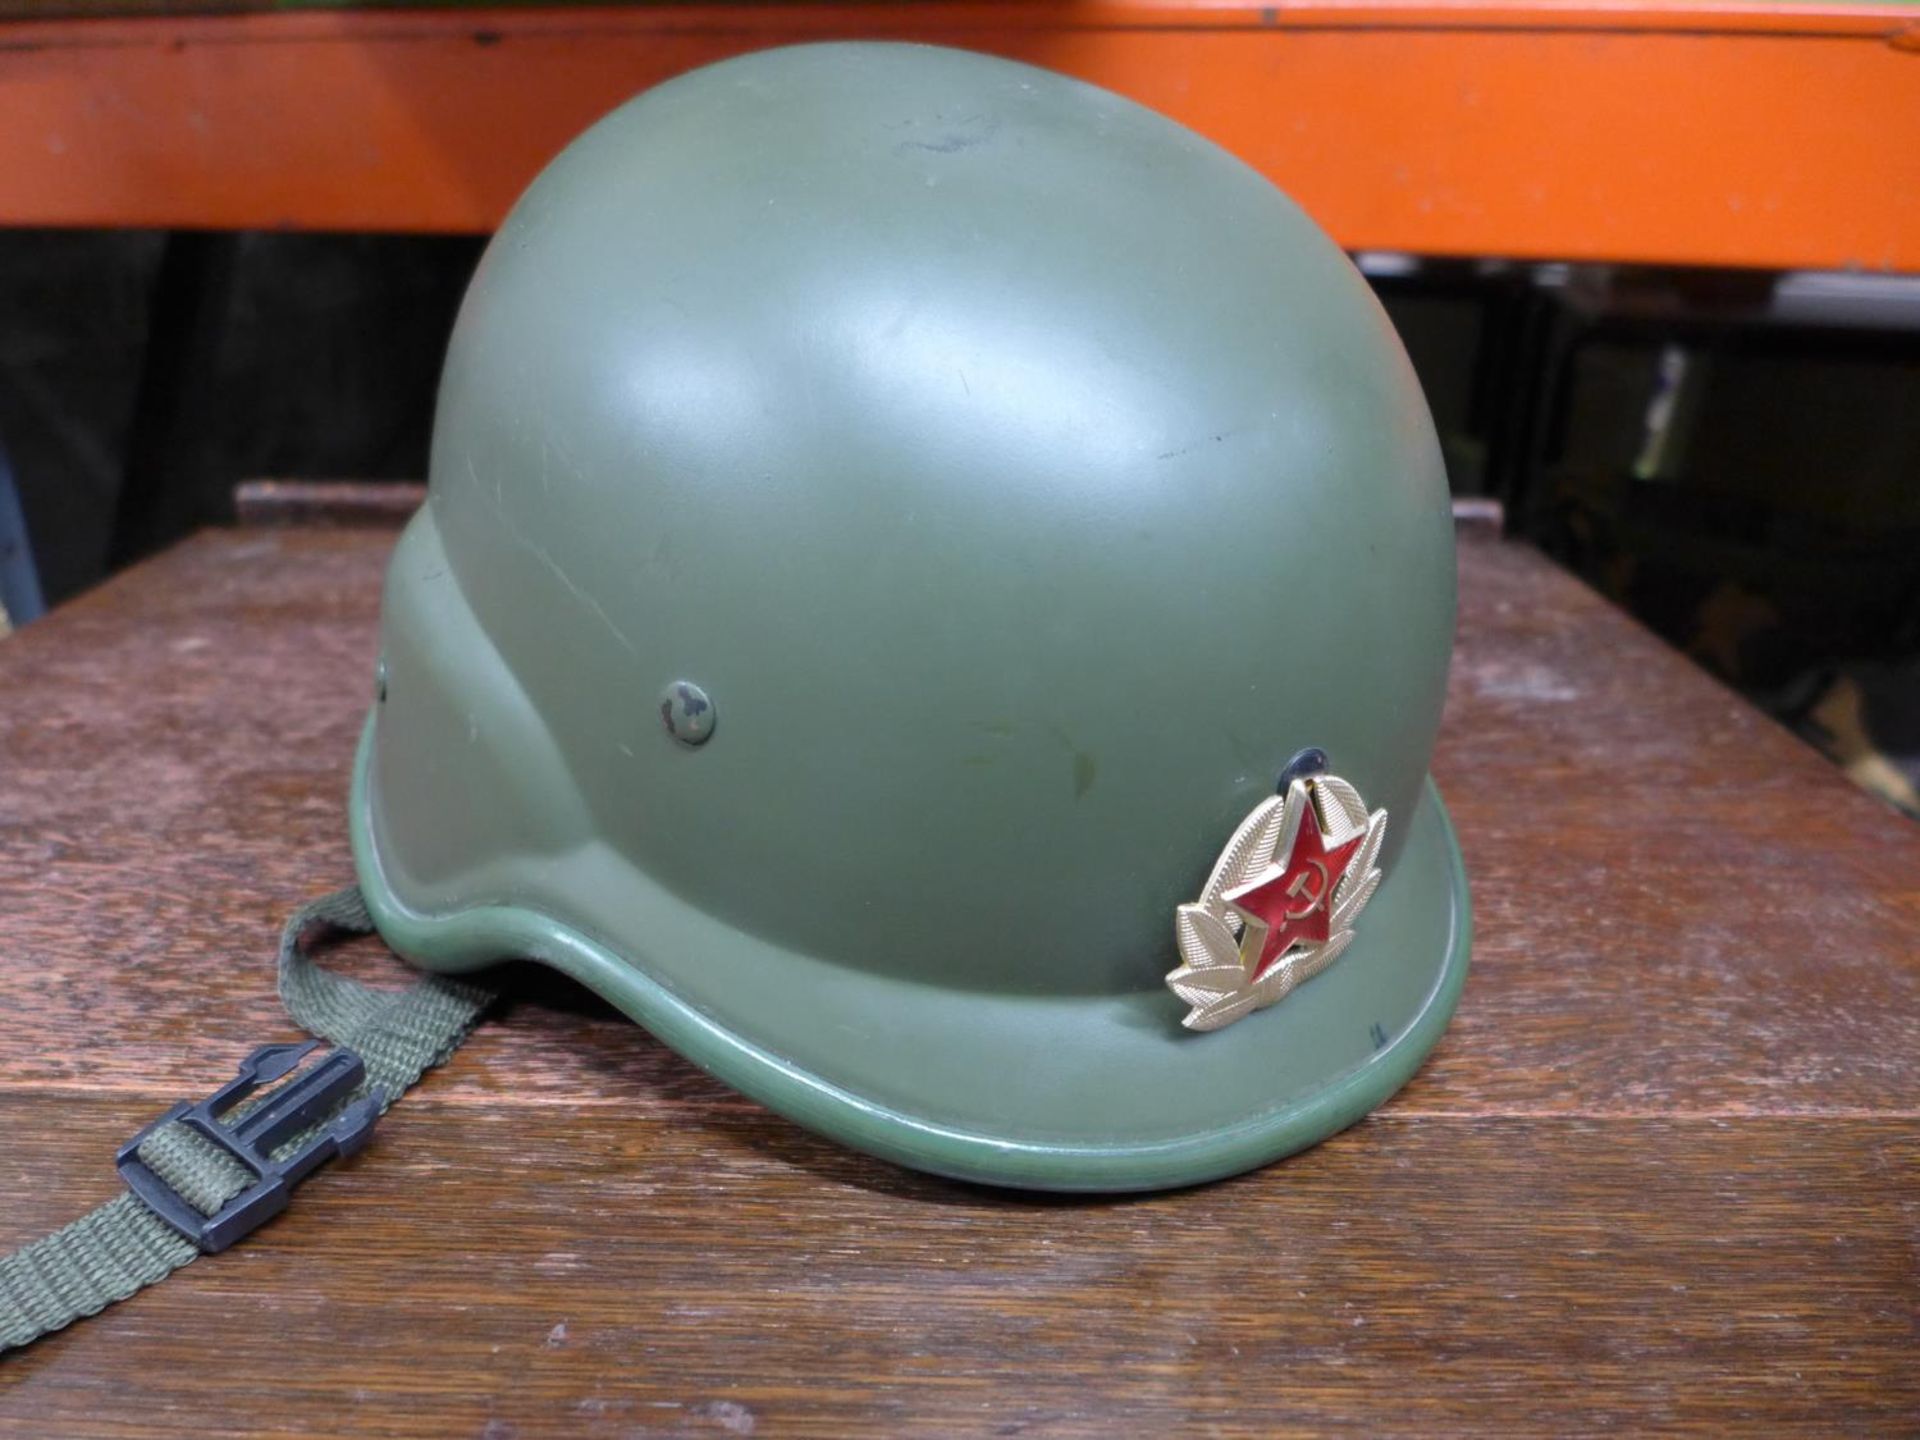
[1222,795,1365,980]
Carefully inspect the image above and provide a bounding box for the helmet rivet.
[659,680,716,746]
[375,657,389,704]
[1276,747,1328,792]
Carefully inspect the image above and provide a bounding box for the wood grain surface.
[0,527,1916,1435]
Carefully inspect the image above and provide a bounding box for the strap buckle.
[115,1041,381,1253]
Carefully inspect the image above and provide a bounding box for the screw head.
[659,680,716,746]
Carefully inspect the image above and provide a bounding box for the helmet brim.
[351,717,1467,1193]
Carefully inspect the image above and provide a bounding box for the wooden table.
[0,524,1915,1433]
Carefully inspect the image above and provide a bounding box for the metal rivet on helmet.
[659,681,716,747]
[1276,747,1329,792]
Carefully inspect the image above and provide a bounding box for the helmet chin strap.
[0,889,495,1353]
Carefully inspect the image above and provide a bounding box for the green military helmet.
[354,40,1470,1192]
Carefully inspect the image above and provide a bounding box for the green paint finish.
[353,712,1469,1192]
[1073,751,1099,800]
[353,43,1470,1191]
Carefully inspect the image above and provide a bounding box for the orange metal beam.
[1,3,1916,269]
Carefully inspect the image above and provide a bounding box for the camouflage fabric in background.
[1798,663,1920,820]
[1533,332,1920,823]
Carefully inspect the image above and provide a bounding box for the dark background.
[2,232,1916,812]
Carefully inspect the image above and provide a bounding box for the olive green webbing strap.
[0,888,494,1353]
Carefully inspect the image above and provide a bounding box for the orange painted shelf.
[2,2,1917,268]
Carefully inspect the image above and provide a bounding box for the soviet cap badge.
[1167,771,1387,1031]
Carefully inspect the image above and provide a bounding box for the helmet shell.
[355,41,1469,1190]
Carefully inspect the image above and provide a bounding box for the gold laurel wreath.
[1166,776,1387,1032]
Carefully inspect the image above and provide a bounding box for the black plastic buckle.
[115,1041,382,1254]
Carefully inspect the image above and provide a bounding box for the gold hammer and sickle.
[1282,859,1330,919]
